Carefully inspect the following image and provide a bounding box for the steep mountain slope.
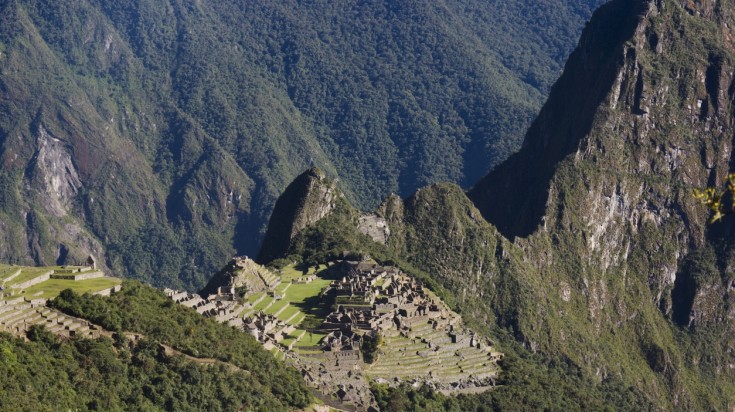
[0,0,604,289]
[259,0,735,408]
[469,0,735,365]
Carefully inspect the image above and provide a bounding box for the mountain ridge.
[0,0,605,289]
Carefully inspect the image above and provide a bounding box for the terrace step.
[248,293,266,307]
[284,310,303,325]
[0,305,32,322]
[0,307,34,325]
[273,302,290,317]
[2,269,22,284]
[7,312,43,329]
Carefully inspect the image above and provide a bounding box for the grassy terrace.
[280,330,306,348]
[285,278,331,304]
[0,264,121,300]
[366,331,498,383]
[264,299,289,316]
[294,331,326,348]
[278,305,301,322]
[0,264,20,279]
[253,296,275,311]
[278,264,327,283]
[247,292,265,304]
[20,278,121,299]
[275,282,291,294]
[5,267,52,286]
[243,264,336,355]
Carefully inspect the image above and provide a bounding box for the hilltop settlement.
[165,256,502,411]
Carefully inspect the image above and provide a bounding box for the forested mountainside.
[0,0,604,290]
[259,0,735,409]
[0,282,311,411]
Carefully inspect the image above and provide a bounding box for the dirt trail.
[158,342,249,374]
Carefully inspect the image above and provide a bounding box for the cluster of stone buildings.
[163,288,245,328]
[319,262,452,352]
[243,312,297,350]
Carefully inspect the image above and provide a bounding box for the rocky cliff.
[470,0,735,356]
[257,168,342,263]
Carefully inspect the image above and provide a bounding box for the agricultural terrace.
[240,264,331,351]
[0,264,121,300]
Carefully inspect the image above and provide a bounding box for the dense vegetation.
[0,327,301,411]
[48,281,312,408]
[0,0,604,289]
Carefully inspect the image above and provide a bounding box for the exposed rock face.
[469,0,652,240]
[4,125,108,268]
[30,126,82,218]
[466,0,735,406]
[357,214,390,244]
[258,168,342,262]
[471,0,735,330]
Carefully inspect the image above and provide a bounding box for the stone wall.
[93,284,122,296]
[11,271,53,289]
[51,271,104,281]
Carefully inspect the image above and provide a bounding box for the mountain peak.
[469,0,653,239]
[257,168,344,263]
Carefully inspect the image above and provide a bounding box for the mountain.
[259,0,735,408]
[0,0,605,290]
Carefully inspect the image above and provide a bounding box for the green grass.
[253,296,275,311]
[0,264,20,279]
[20,277,122,299]
[5,267,54,287]
[282,278,331,304]
[277,306,301,323]
[307,264,327,275]
[269,347,285,360]
[278,275,331,330]
[0,264,120,299]
[290,313,306,326]
[278,264,327,283]
[278,265,304,282]
[264,299,289,316]
[294,331,325,347]
[247,292,265,304]
[281,334,298,347]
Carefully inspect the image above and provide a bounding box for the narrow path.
[159,342,249,374]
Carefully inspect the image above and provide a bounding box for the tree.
[693,173,735,223]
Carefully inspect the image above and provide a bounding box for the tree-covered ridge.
[47,281,312,409]
[0,328,297,411]
[0,0,604,289]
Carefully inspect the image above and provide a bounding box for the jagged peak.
[469,0,655,239]
[257,168,345,263]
